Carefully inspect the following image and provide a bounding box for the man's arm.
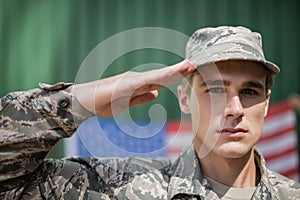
[73,60,195,117]
[0,60,195,186]
[0,83,93,184]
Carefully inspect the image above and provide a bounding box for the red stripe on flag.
[264,146,297,161]
[281,168,299,180]
[167,147,183,155]
[259,127,295,143]
[166,120,192,134]
[266,101,293,117]
[259,101,299,181]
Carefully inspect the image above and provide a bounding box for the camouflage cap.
[186,26,280,74]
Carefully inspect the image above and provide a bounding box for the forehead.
[194,60,268,81]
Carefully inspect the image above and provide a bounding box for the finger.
[129,60,195,98]
[109,60,195,106]
[129,90,159,107]
[168,59,197,76]
[161,59,196,78]
[132,84,163,98]
[145,60,196,87]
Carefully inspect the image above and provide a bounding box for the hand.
[288,93,300,112]
[72,60,196,117]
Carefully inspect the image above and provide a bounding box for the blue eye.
[207,87,225,93]
[241,89,258,95]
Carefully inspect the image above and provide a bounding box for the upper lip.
[220,128,248,133]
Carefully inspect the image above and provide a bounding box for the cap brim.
[264,61,280,74]
[188,42,280,74]
[195,58,280,75]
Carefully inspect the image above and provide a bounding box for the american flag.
[65,101,299,181]
[256,101,299,181]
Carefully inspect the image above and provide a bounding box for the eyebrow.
[200,79,230,87]
[242,81,265,89]
[201,79,265,89]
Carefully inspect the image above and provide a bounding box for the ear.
[177,85,191,114]
[264,90,271,117]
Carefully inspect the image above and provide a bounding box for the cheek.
[246,102,267,132]
[251,101,267,117]
[189,94,219,131]
[193,96,226,118]
[190,94,209,116]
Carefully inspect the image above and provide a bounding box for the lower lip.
[220,131,248,138]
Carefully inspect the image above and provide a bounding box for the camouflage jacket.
[0,83,300,200]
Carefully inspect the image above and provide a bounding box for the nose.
[224,95,244,119]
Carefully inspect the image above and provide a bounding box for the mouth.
[219,128,248,137]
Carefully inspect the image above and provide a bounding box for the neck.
[197,148,258,188]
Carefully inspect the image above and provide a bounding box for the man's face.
[178,60,271,159]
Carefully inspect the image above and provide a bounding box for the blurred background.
[1,0,300,180]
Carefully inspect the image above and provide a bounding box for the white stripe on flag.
[263,110,295,136]
[256,130,297,156]
[257,101,299,181]
[166,131,193,147]
[166,131,193,160]
[266,151,298,173]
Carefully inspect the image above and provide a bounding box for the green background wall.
[1,0,300,158]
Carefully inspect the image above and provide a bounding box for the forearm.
[0,82,93,182]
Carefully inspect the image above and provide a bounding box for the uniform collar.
[167,143,216,199]
[168,145,279,199]
[252,148,279,199]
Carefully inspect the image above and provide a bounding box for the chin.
[216,143,252,159]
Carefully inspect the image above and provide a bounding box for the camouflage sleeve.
[0,82,93,183]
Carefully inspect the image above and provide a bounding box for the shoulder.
[43,156,173,198]
[266,169,300,197]
[65,156,172,174]
[39,156,172,182]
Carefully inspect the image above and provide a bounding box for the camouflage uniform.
[0,83,300,200]
[1,26,300,199]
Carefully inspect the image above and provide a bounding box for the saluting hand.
[72,60,196,117]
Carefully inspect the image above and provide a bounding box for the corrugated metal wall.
[1,0,300,157]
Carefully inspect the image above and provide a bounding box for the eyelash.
[206,87,225,93]
[240,89,259,96]
[206,88,259,96]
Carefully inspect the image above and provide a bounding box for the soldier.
[1,26,300,199]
